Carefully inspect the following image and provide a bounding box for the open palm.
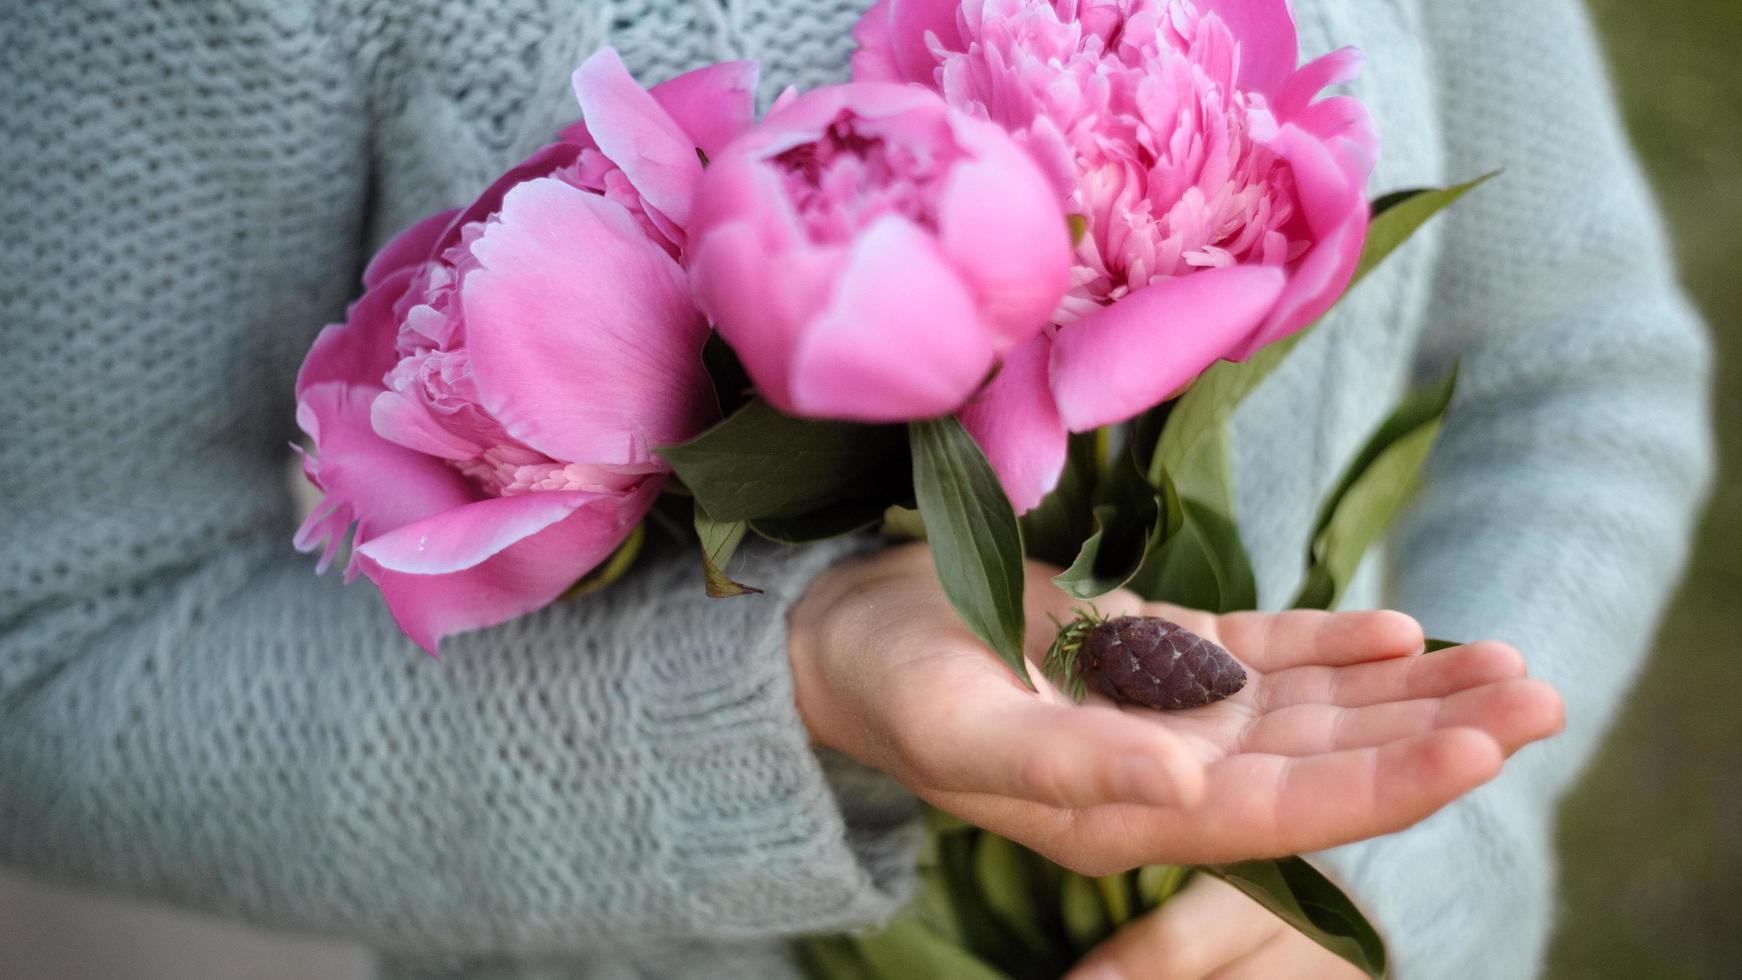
[789,544,1564,874]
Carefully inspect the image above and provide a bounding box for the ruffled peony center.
[937,0,1313,320]
[773,109,965,243]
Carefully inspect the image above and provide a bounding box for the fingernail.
[1113,754,1180,806]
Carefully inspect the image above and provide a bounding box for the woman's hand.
[1066,876,1365,980]
[787,543,1563,873]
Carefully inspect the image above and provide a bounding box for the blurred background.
[1,1,1737,977]
[1550,0,1742,976]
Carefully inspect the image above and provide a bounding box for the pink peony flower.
[688,82,1074,423]
[854,0,1377,510]
[294,50,750,651]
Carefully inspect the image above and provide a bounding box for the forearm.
[0,535,915,951]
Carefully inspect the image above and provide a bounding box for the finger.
[893,674,1207,808]
[1238,678,1566,757]
[1073,727,1505,865]
[1206,926,1365,980]
[1258,641,1527,710]
[1067,876,1283,980]
[1217,609,1424,671]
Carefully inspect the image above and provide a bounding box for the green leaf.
[910,416,1031,687]
[1020,432,1101,568]
[694,502,760,598]
[1424,637,1462,653]
[1094,872,1135,927]
[880,505,928,542]
[1353,173,1497,286]
[852,917,1010,980]
[794,936,878,980]
[1294,370,1458,610]
[1059,871,1111,953]
[1205,858,1387,979]
[658,399,902,522]
[561,524,646,599]
[1053,439,1186,600]
[1151,333,1304,511]
[1135,864,1191,909]
[1128,489,1258,613]
[1144,175,1493,522]
[747,499,889,543]
[973,832,1060,959]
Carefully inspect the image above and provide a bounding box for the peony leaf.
[694,501,760,598]
[1295,369,1458,610]
[1204,859,1386,979]
[562,524,647,599]
[659,398,903,521]
[1135,864,1192,909]
[1128,488,1259,614]
[1059,870,1112,953]
[971,833,1061,960]
[1353,172,1498,286]
[853,917,1009,980]
[1148,175,1491,521]
[1151,332,1303,510]
[794,936,879,980]
[910,416,1031,687]
[748,499,889,543]
[1052,440,1175,599]
[1020,432,1102,568]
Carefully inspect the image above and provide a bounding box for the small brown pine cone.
[1078,616,1247,710]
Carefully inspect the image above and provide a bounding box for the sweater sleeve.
[1311,2,1715,976]
[0,0,913,954]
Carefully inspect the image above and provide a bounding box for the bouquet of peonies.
[294,0,1490,975]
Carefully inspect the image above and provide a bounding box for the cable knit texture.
[0,1,1712,979]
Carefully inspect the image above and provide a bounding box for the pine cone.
[1077,616,1246,710]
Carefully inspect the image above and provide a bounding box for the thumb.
[1065,876,1283,980]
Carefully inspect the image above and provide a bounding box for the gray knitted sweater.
[0,1,1712,978]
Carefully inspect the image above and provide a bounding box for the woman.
[0,0,1709,977]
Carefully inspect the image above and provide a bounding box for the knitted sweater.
[0,1,1711,979]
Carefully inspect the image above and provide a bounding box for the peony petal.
[887,0,962,82]
[463,179,712,467]
[294,381,480,569]
[1050,265,1287,431]
[1196,0,1300,97]
[358,489,612,574]
[745,82,942,157]
[788,216,995,422]
[369,389,480,460]
[1237,211,1366,357]
[434,142,582,253]
[364,208,459,288]
[357,480,660,653]
[296,266,417,396]
[1274,47,1363,119]
[572,48,704,227]
[649,59,759,159]
[692,219,832,407]
[958,333,1068,514]
[1262,122,1365,241]
[693,157,848,405]
[1291,95,1379,180]
[938,116,1073,350]
[850,0,906,82]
